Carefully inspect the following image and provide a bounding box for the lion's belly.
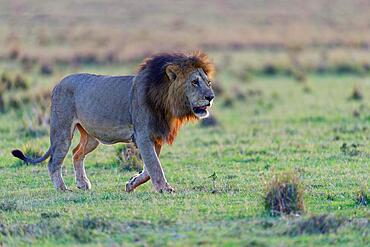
[79,121,134,144]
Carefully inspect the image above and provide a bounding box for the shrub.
[40,63,53,75]
[12,144,44,166]
[340,143,361,156]
[200,115,219,127]
[115,143,142,172]
[349,85,363,101]
[223,96,234,108]
[286,214,344,236]
[0,199,17,212]
[13,74,29,90]
[264,170,304,216]
[355,188,369,206]
[1,72,12,89]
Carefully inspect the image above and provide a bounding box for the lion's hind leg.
[48,127,73,191]
[72,124,99,190]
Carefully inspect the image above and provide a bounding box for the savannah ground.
[0,1,369,246]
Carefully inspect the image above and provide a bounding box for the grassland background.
[0,0,369,246]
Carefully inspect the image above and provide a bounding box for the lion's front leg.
[125,142,166,192]
[133,135,174,193]
[125,168,150,192]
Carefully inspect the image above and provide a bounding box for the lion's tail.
[11,148,51,164]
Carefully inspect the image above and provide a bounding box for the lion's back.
[51,73,135,129]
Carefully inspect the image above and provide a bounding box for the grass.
[0,58,369,246]
[0,2,370,244]
[264,170,304,216]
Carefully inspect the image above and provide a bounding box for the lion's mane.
[138,52,215,145]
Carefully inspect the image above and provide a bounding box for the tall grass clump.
[355,187,369,206]
[115,143,142,172]
[12,144,44,166]
[264,170,304,216]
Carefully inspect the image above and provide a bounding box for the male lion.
[12,52,215,193]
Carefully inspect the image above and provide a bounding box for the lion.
[12,52,215,193]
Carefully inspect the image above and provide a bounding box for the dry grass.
[355,188,369,207]
[264,171,304,216]
[286,214,344,236]
[349,85,364,101]
[12,144,44,167]
[1,0,370,70]
[115,143,143,172]
[0,199,17,212]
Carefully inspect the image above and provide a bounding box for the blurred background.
[0,0,369,131]
[1,0,370,72]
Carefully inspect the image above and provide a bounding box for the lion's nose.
[205,95,214,102]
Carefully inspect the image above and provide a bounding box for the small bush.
[40,63,53,75]
[1,72,12,89]
[302,84,313,93]
[12,144,44,166]
[69,216,112,243]
[349,85,363,101]
[264,171,304,216]
[262,63,278,75]
[13,74,29,90]
[286,214,344,236]
[21,88,51,133]
[40,212,61,219]
[0,84,5,111]
[115,143,142,172]
[20,55,38,71]
[8,46,20,60]
[8,94,24,109]
[200,115,219,127]
[0,73,29,91]
[292,70,306,83]
[340,143,361,156]
[0,199,17,212]
[335,63,364,75]
[355,188,369,206]
[232,85,247,102]
[223,96,234,108]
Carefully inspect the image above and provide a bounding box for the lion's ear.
[165,64,179,82]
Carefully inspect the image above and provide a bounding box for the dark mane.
[138,51,214,85]
[137,51,214,144]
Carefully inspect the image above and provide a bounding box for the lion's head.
[138,51,215,144]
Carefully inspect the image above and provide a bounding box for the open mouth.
[192,105,209,118]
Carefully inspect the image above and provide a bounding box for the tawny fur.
[12,51,215,193]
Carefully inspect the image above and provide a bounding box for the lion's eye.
[192,79,200,87]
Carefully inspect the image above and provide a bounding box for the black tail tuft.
[11,149,26,161]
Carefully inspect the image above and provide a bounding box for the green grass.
[0,63,369,246]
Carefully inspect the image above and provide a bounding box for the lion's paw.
[156,183,175,193]
[125,181,135,193]
[76,178,91,190]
